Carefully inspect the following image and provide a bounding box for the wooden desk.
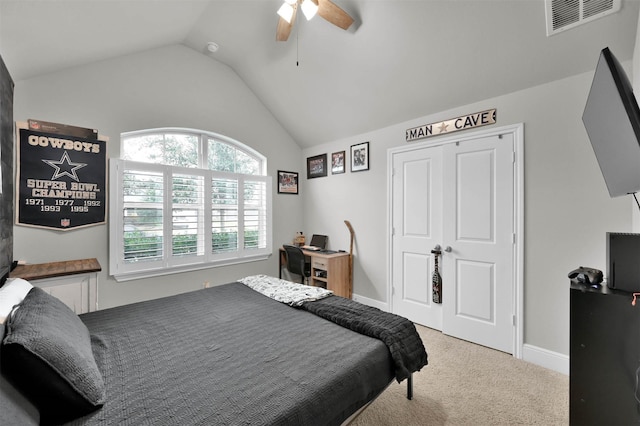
[11,258,101,313]
[279,248,351,298]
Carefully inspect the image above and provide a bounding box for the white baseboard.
[351,293,389,311]
[522,343,569,375]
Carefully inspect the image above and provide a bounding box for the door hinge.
[512,315,516,326]
[512,233,516,244]
[392,286,395,296]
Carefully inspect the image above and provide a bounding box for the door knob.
[444,246,452,252]
[433,244,441,251]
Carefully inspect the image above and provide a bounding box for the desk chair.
[283,245,311,284]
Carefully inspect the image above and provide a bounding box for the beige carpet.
[351,325,569,425]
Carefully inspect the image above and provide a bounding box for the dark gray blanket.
[301,295,428,382]
[0,323,39,425]
[68,282,394,426]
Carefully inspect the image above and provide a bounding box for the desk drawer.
[312,259,328,270]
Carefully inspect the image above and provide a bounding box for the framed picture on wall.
[277,170,299,194]
[331,151,345,174]
[307,154,327,179]
[350,142,369,172]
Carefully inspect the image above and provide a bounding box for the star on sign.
[438,121,449,134]
[42,151,87,182]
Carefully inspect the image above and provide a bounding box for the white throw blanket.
[239,275,333,307]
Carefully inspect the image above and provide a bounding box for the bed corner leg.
[406,374,413,400]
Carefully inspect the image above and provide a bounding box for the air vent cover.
[545,0,620,36]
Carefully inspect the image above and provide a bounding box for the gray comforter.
[69,282,396,426]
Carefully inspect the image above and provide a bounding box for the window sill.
[111,253,271,282]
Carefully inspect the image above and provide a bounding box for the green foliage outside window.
[122,132,260,174]
[173,234,198,256]
[124,230,261,260]
[124,231,162,261]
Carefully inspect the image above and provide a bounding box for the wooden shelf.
[8,258,101,314]
[11,258,101,281]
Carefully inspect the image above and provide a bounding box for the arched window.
[109,128,271,281]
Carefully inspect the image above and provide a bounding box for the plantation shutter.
[122,168,164,264]
[211,177,238,254]
[244,179,267,250]
[172,172,205,259]
[110,159,271,281]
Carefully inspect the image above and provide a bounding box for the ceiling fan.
[276,0,354,42]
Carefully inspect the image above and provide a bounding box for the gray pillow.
[1,287,105,424]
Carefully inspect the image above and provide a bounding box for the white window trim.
[109,158,272,282]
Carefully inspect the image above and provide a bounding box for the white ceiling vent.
[545,0,621,36]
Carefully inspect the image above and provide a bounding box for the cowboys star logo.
[42,151,87,182]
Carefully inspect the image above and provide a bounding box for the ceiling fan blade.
[276,3,298,41]
[317,0,354,30]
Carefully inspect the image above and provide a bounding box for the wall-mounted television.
[583,47,640,198]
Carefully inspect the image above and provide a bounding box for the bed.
[0,274,428,425]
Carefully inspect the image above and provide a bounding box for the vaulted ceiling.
[1,0,638,147]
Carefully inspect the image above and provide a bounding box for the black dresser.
[571,284,640,424]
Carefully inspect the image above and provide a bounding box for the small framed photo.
[331,151,345,174]
[277,170,299,194]
[307,154,327,179]
[350,142,369,172]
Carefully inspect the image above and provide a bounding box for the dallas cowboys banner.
[16,122,107,230]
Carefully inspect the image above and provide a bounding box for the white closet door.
[391,146,443,329]
[441,134,515,353]
[391,130,516,354]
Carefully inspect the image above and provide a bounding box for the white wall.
[11,44,304,308]
[302,69,631,357]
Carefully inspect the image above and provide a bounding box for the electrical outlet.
[203,281,210,289]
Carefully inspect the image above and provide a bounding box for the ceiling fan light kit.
[300,0,319,20]
[277,2,295,23]
[275,0,354,42]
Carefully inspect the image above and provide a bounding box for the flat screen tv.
[583,47,640,198]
